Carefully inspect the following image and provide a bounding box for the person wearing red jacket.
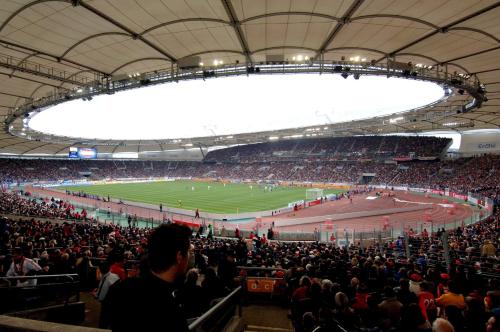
[418,281,436,322]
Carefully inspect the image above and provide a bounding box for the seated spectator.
[201,267,228,305]
[6,247,41,286]
[178,269,207,319]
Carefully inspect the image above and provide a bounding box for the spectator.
[95,261,120,328]
[401,303,432,332]
[436,281,466,310]
[378,286,403,329]
[432,318,455,332]
[178,269,207,319]
[108,224,193,332]
[6,247,41,286]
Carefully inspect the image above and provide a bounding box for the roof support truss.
[221,0,252,64]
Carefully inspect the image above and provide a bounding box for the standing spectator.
[108,224,193,332]
[109,251,126,281]
[436,281,465,310]
[482,240,496,257]
[378,286,403,329]
[96,262,120,329]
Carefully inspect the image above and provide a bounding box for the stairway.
[242,304,293,332]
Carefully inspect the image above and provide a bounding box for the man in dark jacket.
[108,224,193,332]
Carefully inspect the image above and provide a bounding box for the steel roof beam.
[110,57,171,75]
[0,72,65,89]
[141,18,231,36]
[472,67,500,75]
[240,11,339,24]
[78,1,176,63]
[315,0,365,58]
[221,0,252,64]
[60,32,131,58]
[0,91,31,99]
[0,56,91,86]
[21,142,55,154]
[0,39,108,76]
[0,140,31,149]
[376,1,500,63]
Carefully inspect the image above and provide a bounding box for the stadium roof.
[0,0,499,156]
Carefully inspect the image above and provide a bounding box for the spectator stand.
[0,274,84,324]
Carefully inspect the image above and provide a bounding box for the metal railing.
[0,273,79,288]
[188,286,242,332]
[0,273,81,314]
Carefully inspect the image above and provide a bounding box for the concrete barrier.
[0,315,109,332]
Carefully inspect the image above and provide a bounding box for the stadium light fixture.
[354,73,360,80]
[199,62,204,66]
[341,72,349,79]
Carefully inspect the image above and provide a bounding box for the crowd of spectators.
[1,205,500,331]
[204,136,451,163]
[0,191,87,220]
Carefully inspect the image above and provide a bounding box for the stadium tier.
[204,136,452,162]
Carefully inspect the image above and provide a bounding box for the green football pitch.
[59,180,344,214]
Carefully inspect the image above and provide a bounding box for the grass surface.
[60,180,344,214]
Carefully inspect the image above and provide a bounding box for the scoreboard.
[69,147,97,159]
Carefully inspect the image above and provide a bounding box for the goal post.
[305,188,324,202]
